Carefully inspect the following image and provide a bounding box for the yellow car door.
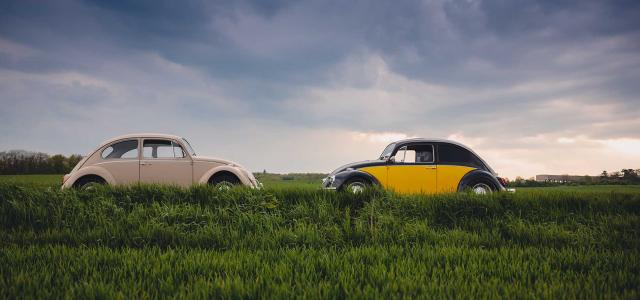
[386,144,437,194]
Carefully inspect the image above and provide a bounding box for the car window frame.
[141,138,191,160]
[181,138,196,157]
[391,143,435,165]
[436,142,487,169]
[100,138,141,160]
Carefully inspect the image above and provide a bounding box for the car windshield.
[379,143,396,160]
[181,138,196,156]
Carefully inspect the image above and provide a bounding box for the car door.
[96,139,140,185]
[140,139,193,186]
[386,143,437,194]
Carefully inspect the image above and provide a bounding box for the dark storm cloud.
[0,0,639,175]
[2,0,638,85]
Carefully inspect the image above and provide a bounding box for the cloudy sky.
[1,0,639,178]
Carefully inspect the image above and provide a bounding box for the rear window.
[102,140,139,159]
[438,144,484,168]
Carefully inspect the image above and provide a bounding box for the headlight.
[323,175,335,186]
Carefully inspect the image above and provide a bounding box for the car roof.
[99,133,184,147]
[393,138,467,146]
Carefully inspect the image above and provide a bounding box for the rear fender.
[62,166,116,189]
[457,169,504,191]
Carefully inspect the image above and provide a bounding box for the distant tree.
[67,155,83,170]
[49,154,66,174]
[0,150,83,175]
[584,175,592,183]
[621,169,637,179]
[514,176,524,185]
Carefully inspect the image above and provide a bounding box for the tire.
[342,177,369,194]
[208,172,241,190]
[465,180,495,195]
[73,175,105,191]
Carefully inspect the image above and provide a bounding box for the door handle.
[140,162,152,166]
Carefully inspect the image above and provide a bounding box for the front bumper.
[322,175,339,190]
[252,180,263,189]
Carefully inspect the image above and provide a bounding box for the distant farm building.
[535,174,597,183]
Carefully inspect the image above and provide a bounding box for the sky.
[0,0,639,178]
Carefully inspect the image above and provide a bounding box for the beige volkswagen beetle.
[62,133,260,189]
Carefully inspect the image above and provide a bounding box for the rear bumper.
[506,188,516,193]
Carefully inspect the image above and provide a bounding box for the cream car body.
[62,133,259,189]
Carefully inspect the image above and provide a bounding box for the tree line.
[0,150,83,175]
[1,149,639,187]
[511,168,640,187]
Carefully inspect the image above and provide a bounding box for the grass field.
[0,175,639,298]
[0,174,62,188]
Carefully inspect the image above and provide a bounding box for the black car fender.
[457,169,504,191]
[333,169,381,190]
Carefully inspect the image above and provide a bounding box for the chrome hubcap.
[216,181,234,191]
[348,182,365,194]
[472,183,492,195]
[81,182,100,191]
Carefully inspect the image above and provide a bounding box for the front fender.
[330,170,381,190]
[457,169,504,191]
[197,165,254,187]
[62,166,116,189]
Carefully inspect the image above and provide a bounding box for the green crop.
[0,180,639,298]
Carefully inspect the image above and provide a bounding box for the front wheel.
[342,178,369,194]
[208,173,241,190]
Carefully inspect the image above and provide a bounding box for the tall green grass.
[1,183,639,298]
[2,245,637,299]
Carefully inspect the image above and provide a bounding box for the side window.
[102,140,138,159]
[439,144,484,167]
[394,146,407,163]
[394,144,433,163]
[143,139,187,159]
[410,144,434,163]
[404,149,416,163]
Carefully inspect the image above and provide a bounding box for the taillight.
[497,177,509,187]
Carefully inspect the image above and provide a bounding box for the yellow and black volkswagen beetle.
[322,138,509,194]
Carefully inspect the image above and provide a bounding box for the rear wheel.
[209,173,241,190]
[471,182,493,195]
[73,176,106,191]
[343,178,369,194]
[461,179,496,195]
